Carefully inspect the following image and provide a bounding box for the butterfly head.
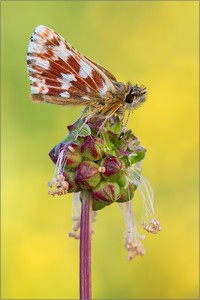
[125,84,147,110]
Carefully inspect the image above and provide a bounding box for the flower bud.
[81,136,105,161]
[63,143,83,169]
[63,170,80,193]
[75,161,101,189]
[101,155,124,182]
[92,181,120,210]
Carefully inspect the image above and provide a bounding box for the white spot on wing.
[35,25,54,40]
[52,45,71,61]
[62,73,76,81]
[28,25,57,54]
[34,25,46,34]
[86,87,91,93]
[79,60,93,78]
[58,73,76,89]
[81,96,90,100]
[28,66,37,74]
[60,91,70,98]
[31,79,48,94]
[28,40,45,54]
[29,76,37,83]
[27,55,32,61]
[35,57,50,70]
[99,82,108,96]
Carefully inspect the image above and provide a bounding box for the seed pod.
[92,181,121,210]
[81,136,105,161]
[101,155,124,182]
[63,170,80,193]
[63,143,83,169]
[75,161,102,189]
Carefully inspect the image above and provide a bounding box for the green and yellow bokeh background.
[2,1,199,299]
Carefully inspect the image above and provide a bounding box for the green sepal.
[117,182,135,203]
[117,173,127,188]
[130,147,146,164]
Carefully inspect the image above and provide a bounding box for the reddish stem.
[80,190,92,300]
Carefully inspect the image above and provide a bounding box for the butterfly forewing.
[27,25,117,105]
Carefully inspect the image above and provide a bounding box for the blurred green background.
[1,1,199,299]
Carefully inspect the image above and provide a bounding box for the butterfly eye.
[125,90,135,104]
[125,85,147,105]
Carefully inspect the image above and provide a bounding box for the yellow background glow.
[2,1,199,299]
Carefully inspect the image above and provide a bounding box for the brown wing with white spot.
[27,25,117,105]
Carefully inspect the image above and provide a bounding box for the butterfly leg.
[77,106,90,120]
[96,103,123,136]
[72,107,102,140]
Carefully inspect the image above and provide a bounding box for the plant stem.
[80,190,92,300]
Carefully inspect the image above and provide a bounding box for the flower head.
[48,113,162,259]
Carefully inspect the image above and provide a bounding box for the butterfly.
[27,25,146,120]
